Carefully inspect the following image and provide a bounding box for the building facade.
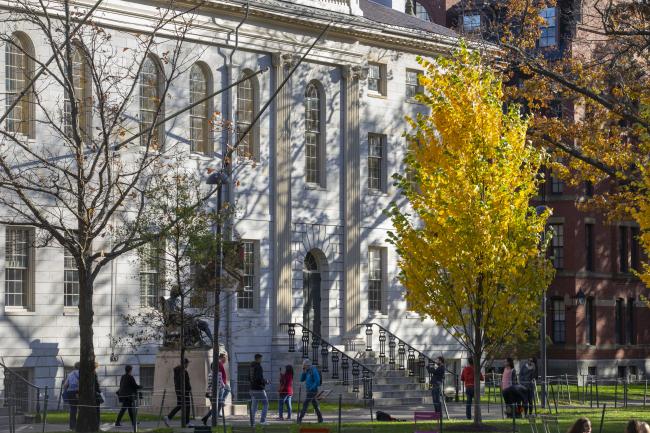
[0,0,466,410]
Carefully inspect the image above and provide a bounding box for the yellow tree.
[388,45,555,423]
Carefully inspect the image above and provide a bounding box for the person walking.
[277,365,294,420]
[249,354,269,427]
[62,362,80,431]
[427,356,445,413]
[501,358,517,417]
[217,353,230,417]
[163,358,193,427]
[297,359,323,424]
[93,362,102,425]
[518,358,537,415]
[201,359,226,425]
[460,358,484,420]
[115,365,142,431]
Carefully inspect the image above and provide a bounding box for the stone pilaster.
[272,53,296,336]
[342,65,366,334]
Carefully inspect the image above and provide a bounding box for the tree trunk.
[180,292,186,428]
[473,350,482,424]
[76,272,98,433]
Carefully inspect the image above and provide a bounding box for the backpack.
[376,410,399,422]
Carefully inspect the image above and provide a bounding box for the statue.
[160,287,213,348]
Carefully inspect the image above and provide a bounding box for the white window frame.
[405,69,423,100]
[139,242,163,308]
[367,133,386,192]
[368,247,386,314]
[5,226,34,311]
[462,14,481,33]
[539,7,558,47]
[367,63,387,96]
[238,240,259,311]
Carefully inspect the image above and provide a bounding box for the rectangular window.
[551,174,564,194]
[405,69,423,99]
[615,298,624,345]
[139,365,155,407]
[539,7,558,47]
[585,297,595,345]
[585,223,594,272]
[5,227,33,309]
[367,63,386,96]
[619,226,629,273]
[462,14,481,32]
[64,249,79,307]
[551,298,566,344]
[140,242,162,308]
[368,134,385,191]
[368,247,384,313]
[238,241,256,310]
[236,362,251,400]
[627,298,635,345]
[631,227,640,272]
[549,223,564,269]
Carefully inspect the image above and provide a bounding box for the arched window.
[64,46,91,140]
[139,56,163,149]
[304,83,323,185]
[5,33,34,137]
[236,70,257,160]
[189,63,210,153]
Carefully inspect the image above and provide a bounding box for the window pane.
[368,248,382,312]
[237,73,255,158]
[140,57,161,148]
[414,2,431,21]
[552,299,565,343]
[368,134,384,191]
[539,7,557,47]
[64,249,79,307]
[305,84,321,184]
[5,227,30,307]
[5,36,29,135]
[238,241,255,310]
[406,70,422,99]
[64,49,89,139]
[190,64,208,153]
[368,64,381,93]
[549,223,564,269]
[462,14,481,32]
[140,242,162,308]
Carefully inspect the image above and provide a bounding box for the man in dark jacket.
[427,356,445,413]
[115,365,142,431]
[297,359,323,424]
[249,354,269,427]
[518,358,537,414]
[163,358,193,427]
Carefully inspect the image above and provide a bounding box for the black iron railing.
[280,323,374,400]
[1,359,49,433]
[357,323,459,400]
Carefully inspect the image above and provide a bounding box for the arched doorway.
[303,252,321,334]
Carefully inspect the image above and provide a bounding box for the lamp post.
[536,205,549,408]
[206,170,229,428]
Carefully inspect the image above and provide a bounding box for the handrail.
[356,322,460,400]
[280,322,374,400]
[1,358,49,429]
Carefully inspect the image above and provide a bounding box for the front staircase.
[278,323,459,409]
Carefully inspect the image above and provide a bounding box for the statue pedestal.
[152,348,211,417]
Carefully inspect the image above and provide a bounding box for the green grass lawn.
[41,407,649,433]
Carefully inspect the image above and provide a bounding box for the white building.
[0,0,465,410]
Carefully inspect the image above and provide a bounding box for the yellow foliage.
[389,44,555,362]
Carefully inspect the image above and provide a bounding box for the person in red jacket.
[460,358,484,420]
[277,365,294,420]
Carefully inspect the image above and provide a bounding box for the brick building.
[397,0,650,377]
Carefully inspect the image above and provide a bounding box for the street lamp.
[536,205,549,408]
[206,170,229,429]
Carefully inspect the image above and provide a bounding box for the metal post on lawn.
[596,378,600,408]
[500,384,505,419]
[511,404,516,433]
[552,383,558,414]
[644,379,647,407]
[624,377,628,408]
[614,379,618,408]
[338,394,342,433]
[42,386,48,433]
[35,388,41,424]
[565,374,571,405]
[156,389,167,428]
[598,403,606,433]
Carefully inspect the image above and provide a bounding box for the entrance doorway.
[303,252,321,334]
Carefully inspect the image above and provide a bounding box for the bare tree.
[0,1,228,431]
